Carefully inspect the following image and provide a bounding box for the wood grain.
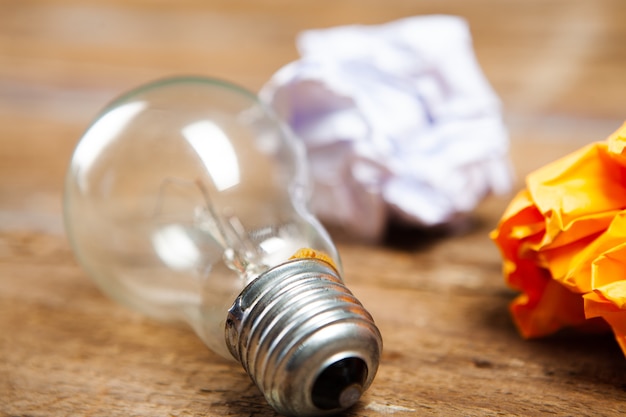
[2,1,626,416]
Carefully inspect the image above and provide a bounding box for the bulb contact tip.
[225,258,382,416]
[311,357,367,410]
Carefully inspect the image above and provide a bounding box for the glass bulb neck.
[225,258,382,416]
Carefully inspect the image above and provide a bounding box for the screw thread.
[225,258,382,416]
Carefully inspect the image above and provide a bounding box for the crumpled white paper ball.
[260,15,512,241]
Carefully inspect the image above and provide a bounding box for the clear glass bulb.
[63,76,382,416]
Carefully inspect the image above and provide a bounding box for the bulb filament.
[154,176,269,280]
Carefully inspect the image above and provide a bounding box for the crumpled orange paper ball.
[491,122,626,355]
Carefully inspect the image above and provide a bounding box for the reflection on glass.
[183,120,240,191]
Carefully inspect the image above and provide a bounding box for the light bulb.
[63,76,382,416]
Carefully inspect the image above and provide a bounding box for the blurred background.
[0,0,624,232]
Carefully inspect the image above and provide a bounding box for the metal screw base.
[225,258,382,417]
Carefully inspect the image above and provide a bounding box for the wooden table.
[2,1,626,415]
